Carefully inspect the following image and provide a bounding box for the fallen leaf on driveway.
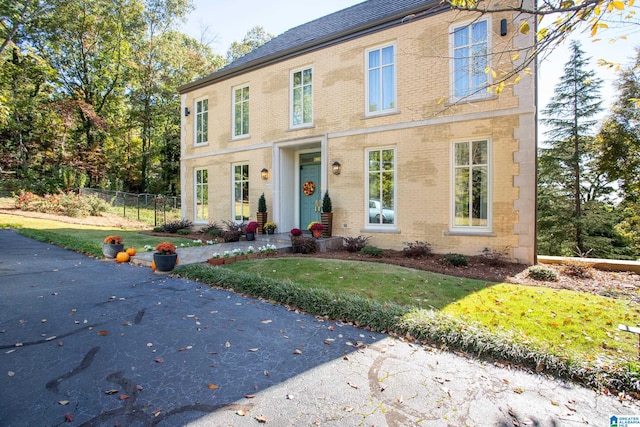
[152,408,162,417]
[119,395,130,400]
[256,415,268,423]
[261,320,272,324]
[248,348,259,352]
[236,409,247,416]
[64,413,73,422]
[7,371,14,377]
[154,358,164,364]
[244,394,255,399]
[225,341,231,348]
[58,400,69,405]
[98,330,108,336]
[293,349,302,355]
[347,382,359,389]
[105,390,119,395]
[343,406,353,412]
[207,384,219,390]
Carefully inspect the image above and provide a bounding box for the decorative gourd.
[116,252,130,263]
[151,260,156,271]
[126,247,137,256]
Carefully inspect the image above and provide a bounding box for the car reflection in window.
[369,199,394,224]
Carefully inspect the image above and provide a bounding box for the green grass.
[0,214,194,257]
[104,204,181,226]
[221,258,638,363]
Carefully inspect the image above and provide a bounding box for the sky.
[182,0,637,131]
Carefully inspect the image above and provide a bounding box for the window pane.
[382,46,393,65]
[369,150,380,170]
[454,168,469,226]
[472,141,487,164]
[382,65,394,110]
[242,102,249,134]
[368,69,380,112]
[368,149,395,225]
[303,85,312,123]
[455,142,469,166]
[369,50,380,68]
[472,21,487,42]
[235,104,242,135]
[293,71,301,86]
[303,68,312,85]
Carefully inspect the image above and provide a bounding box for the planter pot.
[312,230,322,238]
[236,254,248,261]
[153,253,178,272]
[256,212,268,235]
[245,232,255,241]
[246,253,258,259]
[321,212,333,238]
[207,258,224,266]
[266,229,275,235]
[103,243,124,258]
[223,257,236,264]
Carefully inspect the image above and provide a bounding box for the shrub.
[443,253,468,266]
[479,247,510,267]
[291,236,318,254]
[343,236,369,252]
[201,222,222,235]
[177,229,190,235]
[162,219,193,233]
[13,191,107,217]
[402,241,432,258]
[527,265,559,281]
[258,193,267,213]
[361,246,383,257]
[561,261,594,279]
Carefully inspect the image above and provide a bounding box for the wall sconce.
[261,168,269,180]
[332,161,341,175]
[184,107,190,116]
[500,19,507,36]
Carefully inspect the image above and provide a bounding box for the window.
[233,85,249,137]
[452,20,489,99]
[367,148,395,226]
[194,168,208,222]
[233,164,249,222]
[452,140,491,229]
[365,43,396,115]
[195,98,208,145]
[291,67,313,127]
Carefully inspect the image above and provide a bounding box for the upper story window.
[452,19,489,100]
[365,43,396,116]
[291,67,313,127]
[233,85,250,138]
[367,147,396,227]
[195,98,208,145]
[452,139,491,231]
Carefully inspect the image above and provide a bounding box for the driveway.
[0,229,636,426]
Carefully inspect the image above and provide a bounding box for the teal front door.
[300,153,321,229]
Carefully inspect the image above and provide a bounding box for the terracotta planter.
[236,254,248,261]
[223,257,236,264]
[246,253,258,259]
[153,253,177,272]
[102,243,124,258]
[312,229,322,238]
[207,258,224,266]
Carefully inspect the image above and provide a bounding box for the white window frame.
[232,163,250,223]
[364,42,397,117]
[450,138,492,232]
[449,17,491,102]
[290,66,313,128]
[232,84,250,138]
[194,98,208,146]
[365,146,397,229]
[194,168,208,223]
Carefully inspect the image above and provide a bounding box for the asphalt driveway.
[0,229,636,426]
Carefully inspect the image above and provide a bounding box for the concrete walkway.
[1,229,638,426]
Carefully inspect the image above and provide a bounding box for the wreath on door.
[302,181,315,196]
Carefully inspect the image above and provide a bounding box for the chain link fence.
[80,188,181,227]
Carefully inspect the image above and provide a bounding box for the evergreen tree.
[539,40,609,256]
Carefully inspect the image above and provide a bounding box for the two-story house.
[177,0,537,264]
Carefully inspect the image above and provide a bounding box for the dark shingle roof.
[178,0,442,93]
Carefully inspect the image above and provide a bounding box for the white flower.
[211,252,220,259]
[247,246,255,254]
[206,240,214,245]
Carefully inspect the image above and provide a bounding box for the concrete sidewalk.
[0,229,637,426]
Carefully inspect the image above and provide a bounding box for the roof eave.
[178,1,446,94]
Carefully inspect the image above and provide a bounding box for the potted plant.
[320,191,333,238]
[103,235,124,258]
[245,221,259,241]
[222,250,236,263]
[153,242,178,272]
[308,221,324,238]
[207,252,224,266]
[257,193,267,234]
[246,246,257,259]
[290,228,303,238]
[263,221,277,234]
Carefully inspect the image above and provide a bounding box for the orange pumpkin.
[125,247,137,256]
[115,252,130,263]
[151,260,156,271]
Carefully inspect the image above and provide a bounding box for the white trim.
[193,167,209,224]
[364,146,397,229]
[448,16,492,103]
[364,41,398,117]
[180,93,187,220]
[290,65,314,128]
[232,83,250,139]
[231,163,250,223]
[194,97,208,146]
[449,137,493,233]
